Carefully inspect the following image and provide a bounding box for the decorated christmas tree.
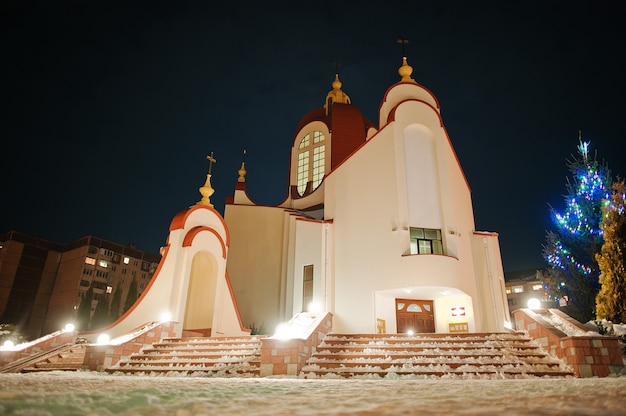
[596,179,626,323]
[541,138,611,322]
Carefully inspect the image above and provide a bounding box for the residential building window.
[513,286,524,293]
[532,284,543,291]
[123,257,130,265]
[106,286,113,294]
[296,130,325,195]
[409,228,443,255]
[302,265,313,311]
[85,257,96,265]
[98,260,108,268]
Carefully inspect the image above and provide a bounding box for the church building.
[224,55,510,336]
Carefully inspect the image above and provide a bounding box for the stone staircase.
[19,344,87,373]
[300,332,575,379]
[105,336,263,377]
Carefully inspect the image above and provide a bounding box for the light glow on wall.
[97,334,110,344]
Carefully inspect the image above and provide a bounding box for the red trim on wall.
[169,205,230,246]
[473,231,499,237]
[182,226,226,259]
[79,246,171,335]
[225,271,250,333]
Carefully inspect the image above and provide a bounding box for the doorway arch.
[183,251,218,333]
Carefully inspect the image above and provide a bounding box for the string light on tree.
[540,135,612,322]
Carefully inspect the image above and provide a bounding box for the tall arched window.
[297,130,325,195]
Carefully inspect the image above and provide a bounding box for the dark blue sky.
[2,1,625,273]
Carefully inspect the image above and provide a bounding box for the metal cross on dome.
[206,152,216,174]
[397,36,409,56]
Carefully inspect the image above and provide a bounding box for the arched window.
[296,130,325,195]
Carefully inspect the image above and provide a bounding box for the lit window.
[106,285,113,294]
[505,287,512,294]
[513,286,524,293]
[532,284,543,291]
[409,228,443,255]
[99,260,108,268]
[312,145,325,189]
[85,257,96,265]
[297,150,309,195]
[123,257,130,264]
[296,130,326,196]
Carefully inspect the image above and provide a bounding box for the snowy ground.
[1,372,626,415]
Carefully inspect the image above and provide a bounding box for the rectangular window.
[409,228,443,255]
[123,257,130,265]
[297,150,310,195]
[98,260,108,268]
[302,265,313,312]
[513,286,524,293]
[532,284,543,291]
[85,257,96,265]
[312,145,325,189]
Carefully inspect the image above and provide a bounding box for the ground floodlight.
[307,301,321,316]
[273,323,293,340]
[97,334,110,344]
[160,311,172,322]
[527,298,541,309]
[63,323,75,332]
[407,330,415,336]
[2,340,14,350]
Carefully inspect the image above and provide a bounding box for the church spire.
[396,36,416,84]
[197,152,216,207]
[324,62,351,116]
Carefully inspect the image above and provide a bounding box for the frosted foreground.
[1,372,625,416]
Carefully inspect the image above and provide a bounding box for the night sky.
[2,1,625,274]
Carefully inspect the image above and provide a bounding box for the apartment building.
[0,231,160,339]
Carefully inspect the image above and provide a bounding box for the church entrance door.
[395,299,435,333]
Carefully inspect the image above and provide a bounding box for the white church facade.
[68,55,510,342]
[224,56,510,336]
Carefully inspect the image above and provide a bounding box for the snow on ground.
[1,372,626,416]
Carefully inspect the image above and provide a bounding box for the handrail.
[0,343,73,373]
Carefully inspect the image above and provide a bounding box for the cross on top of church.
[206,152,216,174]
[397,36,409,57]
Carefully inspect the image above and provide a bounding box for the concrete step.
[21,345,87,373]
[105,336,263,377]
[301,332,575,379]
